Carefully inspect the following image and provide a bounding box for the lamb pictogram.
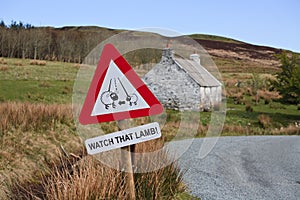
[100,77,138,109]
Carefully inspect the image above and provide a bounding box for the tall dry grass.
[43,140,184,200]
[258,114,272,129]
[271,123,300,135]
[44,156,128,200]
[1,102,185,199]
[29,60,47,66]
[0,102,73,134]
[134,140,185,199]
[0,57,7,64]
[0,102,80,199]
[9,140,185,200]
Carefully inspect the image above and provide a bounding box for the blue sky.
[1,0,299,52]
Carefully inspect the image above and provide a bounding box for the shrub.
[62,86,72,94]
[222,125,248,135]
[0,65,8,71]
[232,92,244,104]
[264,96,271,105]
[271,53,300,104]
[260,90,281,101]
[30,60,46,66]
[258,114,272,129]
[245,103,253,112]
[272,124,300,135]
[14,62,23,66]
[0,58,7,64]
[298,104,300,111]
[252,95,260,104]
[245,87,253,96]
[38,81,51,88]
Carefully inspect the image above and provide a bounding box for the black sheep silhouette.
[100,78,138,109]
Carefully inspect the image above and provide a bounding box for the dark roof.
[175,58,222,87]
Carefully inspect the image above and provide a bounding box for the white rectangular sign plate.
[85,122,161,155]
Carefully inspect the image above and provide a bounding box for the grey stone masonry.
[143,48,222,111]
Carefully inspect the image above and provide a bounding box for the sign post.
[119,120,136,200]
[121,145,136,199]
[79,43,163,199]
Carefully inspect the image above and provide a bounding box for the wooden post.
[119,121,136,200]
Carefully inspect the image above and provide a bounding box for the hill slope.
[192,34,283,73]
[0,25,297,73]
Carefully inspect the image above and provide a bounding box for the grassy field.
[0,57,299,137]
[0,58,76,103]
[0,57,299,199]
[0,58,199,199]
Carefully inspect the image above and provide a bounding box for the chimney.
[190,52,200,64]
[160,43,174,64]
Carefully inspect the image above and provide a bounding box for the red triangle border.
[79,43,163,125]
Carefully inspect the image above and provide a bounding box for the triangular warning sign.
[79,43,163,125]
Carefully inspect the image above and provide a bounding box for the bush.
[0,65,8,71]
[232,92,244,105]
[30,60,46,66]
[14,61,23,66]
[245,103,253,112]
[38,81,51,88]
[245,87,253,96]
[62,86,72,94]
[272,123,300,135]
[0,58,7,64]
[259,90,280,104]
[258,114,272,129]
[264,96,271,105]
[298,104,300,111]
[252,95,260,104]
[271,53,300,104]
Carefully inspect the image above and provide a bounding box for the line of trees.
[0,21,116,63]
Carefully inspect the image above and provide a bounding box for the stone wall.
[143,48,221,111]
[144,62,202,110]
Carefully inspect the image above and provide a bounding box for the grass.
[0,57,195,199]
[11,144,186,200]
[0,56,298,136]
[0,102,80,199]
[0,58,77,80]
[0,102,189,199]
[1,56,299,199]
[0,80,73,103]
[0,102,74,135]
[0,57,77,103]
[225,98,299,132]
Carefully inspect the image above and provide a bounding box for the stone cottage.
[143,47,222,111]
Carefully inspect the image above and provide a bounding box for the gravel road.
[168,136,300,200]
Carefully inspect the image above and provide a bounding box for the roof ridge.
[174,57,221,87]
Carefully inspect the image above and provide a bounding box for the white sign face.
[91,60,150,116]
[85,122,161,155]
